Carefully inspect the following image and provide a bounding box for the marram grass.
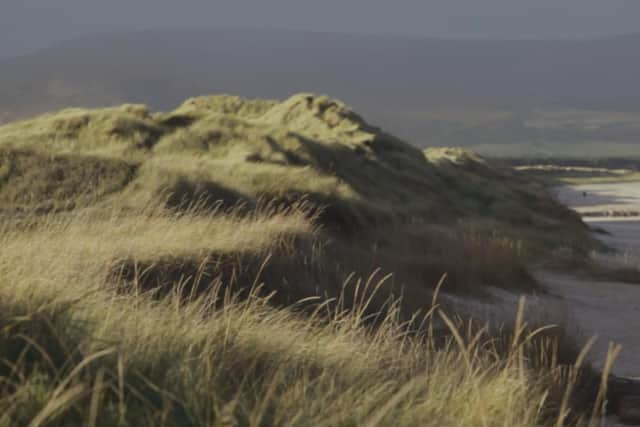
[0,94,613,426]
[0,207,614,427]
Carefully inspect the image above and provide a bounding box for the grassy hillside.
[0,93,594,291]
[0,94,607,426]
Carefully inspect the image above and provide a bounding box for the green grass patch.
[0,149,136,213]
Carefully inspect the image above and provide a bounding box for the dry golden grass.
[0,149,135,213]
[0,93,595,294]
[0,207,612,426]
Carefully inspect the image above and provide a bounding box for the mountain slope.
[1,29,640,155]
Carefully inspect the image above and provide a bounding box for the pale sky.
[2,0,640,57]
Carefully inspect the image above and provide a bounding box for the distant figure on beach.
[583,191,588,197]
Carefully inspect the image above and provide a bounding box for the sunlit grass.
[0,205,617,426]
[0,94,612,425]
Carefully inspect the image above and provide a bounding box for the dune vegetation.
[0,94,610,426]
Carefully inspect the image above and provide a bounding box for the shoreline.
[546,181,640,377]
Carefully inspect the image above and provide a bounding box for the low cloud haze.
[2,0,640,58]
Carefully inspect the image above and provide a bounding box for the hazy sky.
[2,0,640,58]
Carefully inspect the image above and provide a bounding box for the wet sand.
[545,182,640,377]
[536,271,640,377]
[547,183,640,426]
[554,182,640,219]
